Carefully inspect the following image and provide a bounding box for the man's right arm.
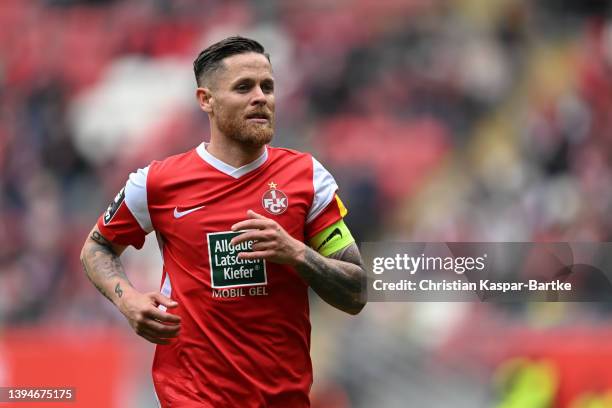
[80,225,182,345]
[80,225,130,305]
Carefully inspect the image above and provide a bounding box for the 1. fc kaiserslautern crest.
[262,181,288,215]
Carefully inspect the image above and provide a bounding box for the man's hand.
[81,225,183,344]
[117,290,182,345]
[230,210,305,265]
[230,209,366,315]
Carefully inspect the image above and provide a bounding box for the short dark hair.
[193,36,269,87]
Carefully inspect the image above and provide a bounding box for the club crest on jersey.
[262,181,288,215]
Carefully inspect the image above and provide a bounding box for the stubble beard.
[216,110,275,148]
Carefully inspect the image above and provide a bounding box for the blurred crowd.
[2,0,612,407]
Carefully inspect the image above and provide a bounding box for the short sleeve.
[97,166,152,249]
[305,157,347,240]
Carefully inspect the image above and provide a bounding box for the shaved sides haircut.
[193,36,270,87]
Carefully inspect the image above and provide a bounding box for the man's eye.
[236,84,250,92]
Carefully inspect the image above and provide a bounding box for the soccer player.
[80,36,366,407]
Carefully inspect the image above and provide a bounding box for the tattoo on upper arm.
[81,231,129,303]
[298,243,366,313]
[91,231,112,248]
[328,243,363,267]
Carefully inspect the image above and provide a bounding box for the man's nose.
[250,86,267,105]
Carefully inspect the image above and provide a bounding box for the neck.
[206,133,266,168]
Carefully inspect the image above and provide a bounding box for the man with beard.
[80,36,366,407]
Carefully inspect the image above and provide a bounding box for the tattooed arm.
[80,226,130,304]
[295,243,365,315]
[80,225,182,344]
[231,210,367,315]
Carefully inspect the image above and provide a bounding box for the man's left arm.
[231,210,366,315]
[296,242,366,315]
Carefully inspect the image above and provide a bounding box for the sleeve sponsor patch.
[103,188,125,225]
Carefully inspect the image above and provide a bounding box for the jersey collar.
[196,142,268,179]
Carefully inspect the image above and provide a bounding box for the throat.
[205,140,266,169]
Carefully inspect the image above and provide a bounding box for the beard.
[215,107,274,148]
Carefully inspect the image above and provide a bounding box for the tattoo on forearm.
[115,282,123,298]
[81,232,131,305]
[81,258,113,303]
[296,243,366,314]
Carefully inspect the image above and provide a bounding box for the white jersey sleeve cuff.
[124,165,153,233]
[307,157,338,224]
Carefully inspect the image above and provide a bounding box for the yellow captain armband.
[309,219,355,257]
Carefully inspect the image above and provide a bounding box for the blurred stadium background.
[2,0,612,406]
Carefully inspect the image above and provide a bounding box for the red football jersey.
[97,143,345,408]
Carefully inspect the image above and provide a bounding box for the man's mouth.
[245,112,270,123]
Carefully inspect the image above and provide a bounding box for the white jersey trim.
[154,389,161,408]
[196,142,268,179]
[307,157,338,224]
[158,274,172,312]
[156,233,171,313]
[124,166,153,233]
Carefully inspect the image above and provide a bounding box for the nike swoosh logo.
[173,205,205,219]
[316,227,343,251]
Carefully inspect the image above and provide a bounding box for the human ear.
[196,87,213,113]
